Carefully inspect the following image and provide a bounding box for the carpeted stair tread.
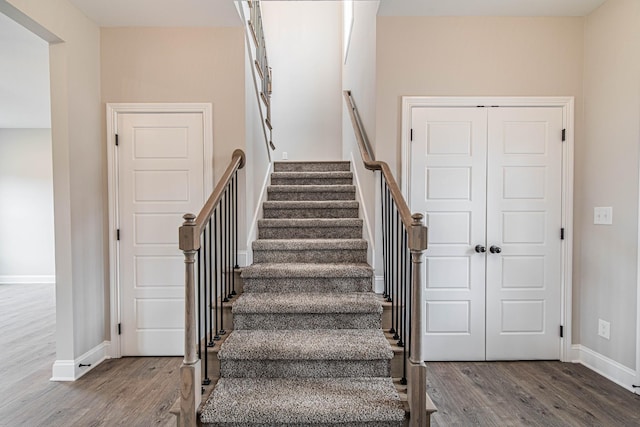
[273,161,351,172]
[252,239,367,251]
[270,171,354,186]
[263,200,359,209]
[242,262,372,278]
[258,218,363,239]
[268,184,355,193]
[267,185,356,201]
[251,241,368,263]
[218,329,393,361]
[200,377,406,426]
[263,200,360,219]
[233,292,381,315]
[258,218,362,228]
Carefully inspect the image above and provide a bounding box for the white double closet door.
[410,106,563,361]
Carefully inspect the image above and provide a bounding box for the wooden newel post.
[179,213,201,427]
[408,213,429,427]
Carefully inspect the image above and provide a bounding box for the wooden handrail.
[178,148,245,427]
[344,89,430,426]
[343,90,415,234]
[179,149,245,253]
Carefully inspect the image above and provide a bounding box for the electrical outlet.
[282,152,288,160]
[598,318,610,340]
[594,207,613,225]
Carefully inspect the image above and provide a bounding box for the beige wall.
[101,27,245,184]
[580,0,640,369]
[376,16,584,179]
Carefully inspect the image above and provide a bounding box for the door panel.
[411,107,488,361]
[118,112,205,356]
[485,107,563,360]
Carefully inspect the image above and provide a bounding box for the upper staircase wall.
[261,1,343,161]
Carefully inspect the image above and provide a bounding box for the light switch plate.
[594,207,613,225]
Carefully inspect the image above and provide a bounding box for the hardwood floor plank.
[428,361,640,427]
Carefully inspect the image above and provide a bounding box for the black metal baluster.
[233,171,239,296]
[393,203,402,341]
[227,182,232,300]
[406,240,413,377]
[202,224,210,385]
[218,200,226,336]
[197,240,202,364]
[389,186,396,336]
[381,177,388,300]
[207,218,214,348]
[213,209,220,341]
[398,227,406,348]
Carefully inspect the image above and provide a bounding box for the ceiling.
[67,0,608,28]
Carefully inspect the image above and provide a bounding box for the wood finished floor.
[2,283,640,426]
[0,283,180,427]
[427,360,640,426]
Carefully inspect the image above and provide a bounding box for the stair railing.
[242,0,275,152]
[344,90,429,427]
[178,149,246,427]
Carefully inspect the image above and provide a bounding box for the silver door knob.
[489,245,502,254]
[475,245,486,253]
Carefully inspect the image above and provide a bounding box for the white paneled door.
[118,112,205,356]
[411,106,563,361]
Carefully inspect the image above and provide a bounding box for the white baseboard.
[572,344,637,393]
[0,275,55,284]
[374,275,384,294]
[246,162,272,266]
[237,250,249,268]
[349,153,376,267]
[51,341,110,381]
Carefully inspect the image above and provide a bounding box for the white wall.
[579,0,640,371]
[261,1,343,161]
[243,36,273,264]
[0,12,50,128]
[342,1,380,279]
[0,129,55,283]
[1,0,105,376]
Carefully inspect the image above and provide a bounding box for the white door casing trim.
[106,103,213,358]
[401,96,574,362]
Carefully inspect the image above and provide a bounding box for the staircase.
[199,161,407,426]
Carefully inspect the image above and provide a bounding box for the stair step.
[258,218,363,239]
[252,239,368,264]
[270,171,353,186]
[233,293,382,330]
[242,262,372,293]
[218,329,392,378]
[267,184,356,201]
[263,200,359,218]
[273,161,351,172]
[200,377,406,426]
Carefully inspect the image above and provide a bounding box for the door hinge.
[562,129,566,142]
[115,134,119,146]
[117,229,120,241]
[410,129,413,141]
[118,323,122,335]
[560,325,564,338]
[561,228,565,240]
